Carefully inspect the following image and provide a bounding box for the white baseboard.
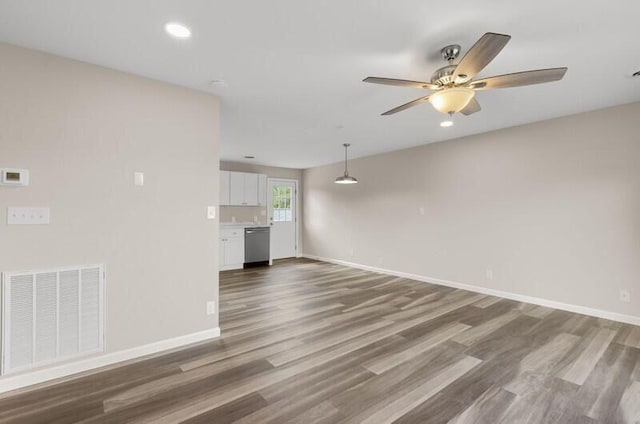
[0,327,220,395]
[303,254,640,327]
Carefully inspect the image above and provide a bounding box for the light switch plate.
[207,206,216,220]
[134,172,144,186]
[206,301,216,315]
[7,207,50,225]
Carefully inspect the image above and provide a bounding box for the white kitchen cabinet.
[220,170,230,206]
[225,171,265,206]
[219,238,226,268]
[220,228,245,270]
[229,172,246,205]
[224,236,244,269]
[257,174,267,206]
[222,171,268,207]
[243,173,259,206]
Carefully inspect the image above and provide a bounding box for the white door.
[268,179,297,259]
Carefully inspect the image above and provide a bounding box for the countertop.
[221,222,268,228]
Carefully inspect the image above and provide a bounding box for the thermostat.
[1,168,30,186]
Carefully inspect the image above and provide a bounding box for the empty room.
[0,1,639,423]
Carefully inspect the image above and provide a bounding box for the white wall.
[303,101,640,322]
[0,42,220,375]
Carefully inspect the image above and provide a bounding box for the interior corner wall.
[302,101,640,322]
[220,161,303,182]
[0,42,220,372]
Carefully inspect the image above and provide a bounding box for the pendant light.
[335,143,358,184]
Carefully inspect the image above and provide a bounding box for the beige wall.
[303,102,640,320]
[220,161,303,225]
[0,43,220,358]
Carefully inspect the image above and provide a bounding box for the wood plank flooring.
[0,258,639,423]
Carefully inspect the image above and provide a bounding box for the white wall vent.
[1,265,104,375]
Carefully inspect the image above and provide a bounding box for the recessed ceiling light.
[165,22,191,39]
[243,155,255,159]
[208,79,228,87]
[440,120,454,128]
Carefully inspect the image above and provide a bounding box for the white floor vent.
[1,265,104,375]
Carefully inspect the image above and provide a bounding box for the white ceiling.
[0,0,639,168]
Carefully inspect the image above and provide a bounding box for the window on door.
[272,186,292,222]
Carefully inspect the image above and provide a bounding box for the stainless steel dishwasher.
[244,227,270,267]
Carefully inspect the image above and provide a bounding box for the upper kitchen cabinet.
[224,171,267,206]
[244,173,259,205]
[229,172,246,205]
[220,170,230,205]
[257,174,267,206]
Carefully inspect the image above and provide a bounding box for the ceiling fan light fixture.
[429,87,475,114]
[365,33,567,117]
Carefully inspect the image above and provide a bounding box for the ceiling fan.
[364,32,567,117]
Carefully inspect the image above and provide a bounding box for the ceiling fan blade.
[460,98,481,115]
[469,67,568,90]
[454,32,511,82]
[381,96,430,115]
[364,77,439,90]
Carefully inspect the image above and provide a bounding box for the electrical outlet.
[207,206,216,220]
[620,290,631,303]
[206,301,216,315]
[485,268,494,280]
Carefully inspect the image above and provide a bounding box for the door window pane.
[272,186,292,222]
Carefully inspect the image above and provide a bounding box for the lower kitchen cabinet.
[220,229,244,270]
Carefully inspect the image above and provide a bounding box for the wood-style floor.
[1,258,639,423]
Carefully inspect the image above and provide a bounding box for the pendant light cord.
[343,143,349,176]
